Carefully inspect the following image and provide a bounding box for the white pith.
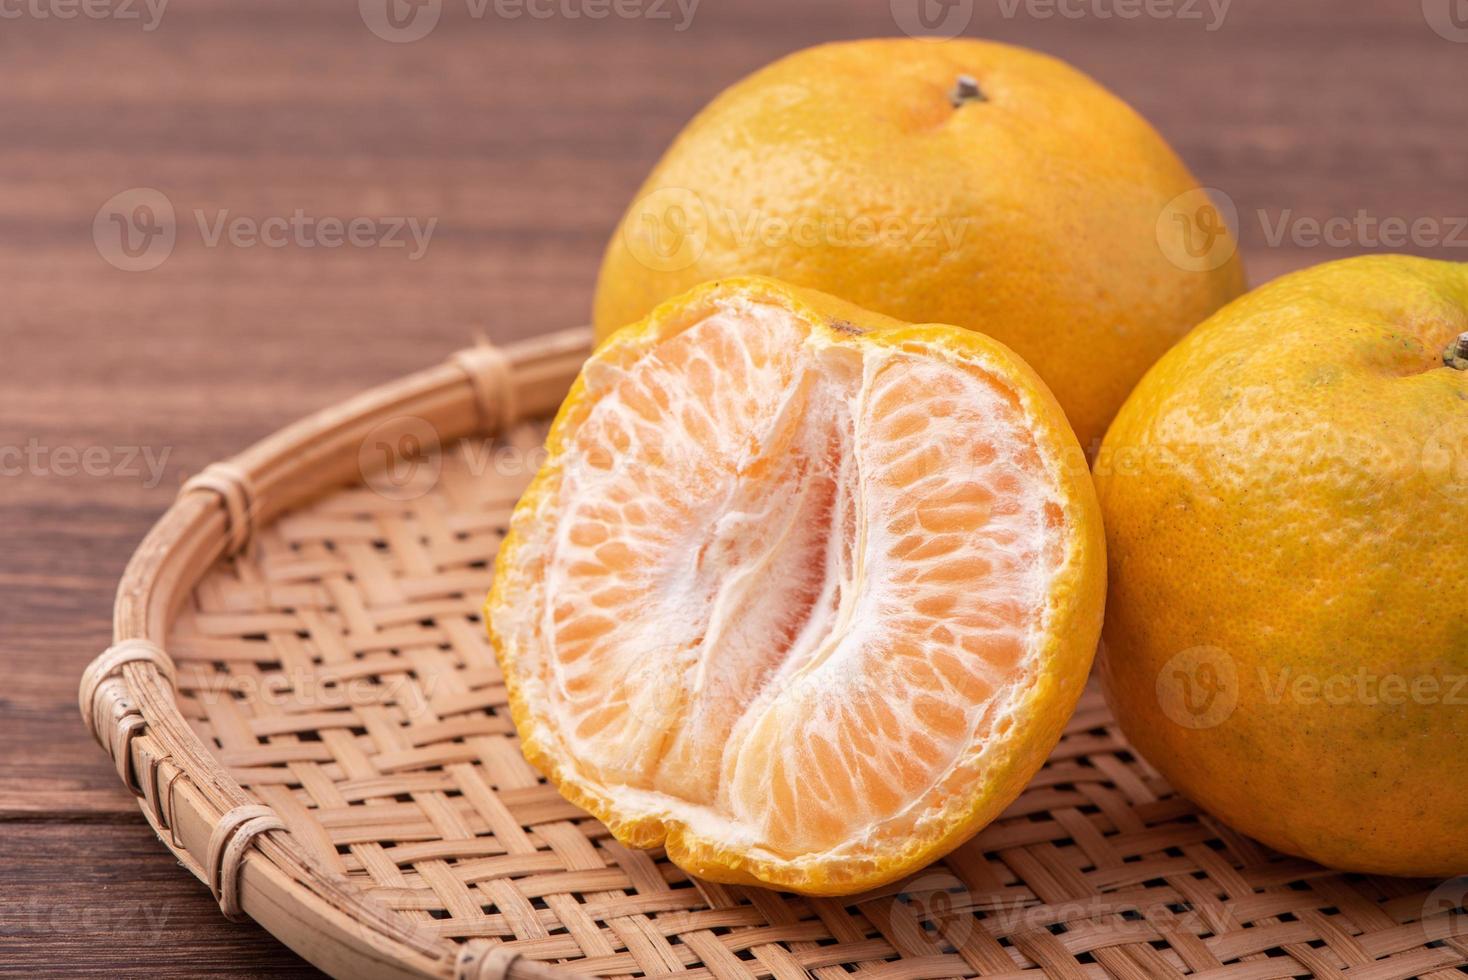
[496,298,1066,863]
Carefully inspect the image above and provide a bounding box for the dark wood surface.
[2,1,1464,975]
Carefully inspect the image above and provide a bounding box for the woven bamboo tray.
[80,329,1468,980]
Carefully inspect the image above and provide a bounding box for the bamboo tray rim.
[80,329,594,980]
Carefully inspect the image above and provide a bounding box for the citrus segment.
[489,277,1104,894]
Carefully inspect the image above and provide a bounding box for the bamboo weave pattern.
[163,425,1468,979]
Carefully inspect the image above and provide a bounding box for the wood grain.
[4,0,1464,974]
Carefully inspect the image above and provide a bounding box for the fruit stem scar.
[949,75,987,108]
[1445,332,1468,370]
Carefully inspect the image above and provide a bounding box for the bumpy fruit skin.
[1095,255,1468,876]
[490,276,1107,894]
[593,38,1246,451]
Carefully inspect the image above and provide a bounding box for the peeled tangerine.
[488,277,1104,894]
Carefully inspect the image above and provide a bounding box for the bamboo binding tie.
[78,638,177,744]
[181,461,256,556]
[207,803,287,921]
[455,942,516,980]
[456,942,581,980]
[452,343,519,436]
[78,639,181,830]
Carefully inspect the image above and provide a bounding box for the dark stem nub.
[949,74,986,108]
[1445,332,1468,371]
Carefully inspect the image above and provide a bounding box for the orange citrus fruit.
[1095,255,1468,876]
[489,276,1105,894]
[592,38,1247,451]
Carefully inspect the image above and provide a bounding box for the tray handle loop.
[181,461,256,556]
[452,342,519,436]
[78,639,178,801]
[207,803,287,921]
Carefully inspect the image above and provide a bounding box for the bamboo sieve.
[80,329,1468,979]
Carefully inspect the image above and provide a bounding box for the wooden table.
[3,1,1463,975]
